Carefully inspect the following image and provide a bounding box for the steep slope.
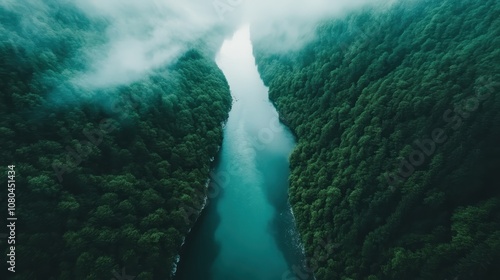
[0,2,231,280]
[254,0,500,279]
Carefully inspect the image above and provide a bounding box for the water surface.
[175,25,304,280]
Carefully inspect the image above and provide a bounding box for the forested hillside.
[0,2,231,279]
[254,0,500,279]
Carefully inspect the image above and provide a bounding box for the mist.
[245,0,398,52]
[1,0,399,90]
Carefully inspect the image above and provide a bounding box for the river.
[174,25,305,280]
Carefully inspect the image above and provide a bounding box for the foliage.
[0,2,231,280]
[255,0,500,279]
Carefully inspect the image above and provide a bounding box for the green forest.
[254,0,500,279]
[0,1,231,279]
[2,0,500,279]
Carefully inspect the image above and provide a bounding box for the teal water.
[174,26,305,280]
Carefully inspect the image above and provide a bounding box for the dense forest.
[0,1,231,279]
[255,0,500,279]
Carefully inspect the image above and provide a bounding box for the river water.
[175,25,305,280]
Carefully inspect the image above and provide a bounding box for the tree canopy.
[0,2,231,279]
[255,0,500,279]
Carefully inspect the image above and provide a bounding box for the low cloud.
[245,0,399,52]
[71,0,233,88]
[71,0,400,88]
[2,0,400,90]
